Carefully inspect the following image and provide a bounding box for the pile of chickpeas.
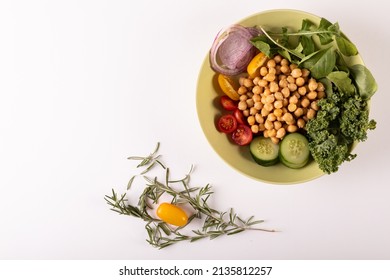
[237,54,325,144]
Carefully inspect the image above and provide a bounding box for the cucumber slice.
[250,136,279,166]
[279,133,310,169]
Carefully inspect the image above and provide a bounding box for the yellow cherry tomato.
[156,203,188,227]
[247,52,267,78]
[217,74,240,101]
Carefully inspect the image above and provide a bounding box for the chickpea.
[252,85,261,95]
[301,97,310,108]
[260,66,268,77]
[307,108,316,119]
[274,55,282,63]
[239,95,248,101]
[279,78,288,88]
[273,108,283,118]
[287,83,297,92]
[287,124,298,133]
[274,121,282,130]
[251,125,259,134]
[295,77,305,87]
[288,103,297,112]
[269,82,279,93]
[267,59,276,68]
[261,108,270,117]
[247,115,255,125]
[317,82,325,92]
[317,91,325,99]
[289,95,299,104]
[274,91,284,100]
[238,101,247,110]
[290,64,298,71]
[263,130,269,138]
[265,94,275,104]
[267,113,277,122]
[280,65,290,74]
[259,123,266,131]
[263,88,271,96]
[287,75,295,84]
[268,67,276,75]
[264,120,274,130]
[253,76,261,85]
[254,101,263,110]
[291,68,302,78]
[276,127,286,139]
[243,78,254,88]
[252,94,261,103]
[268,129,277,137]
[307,91,317,100]
[264,73,276,82]
[264,103,274,112]
[239,77,246,86]
[301,68,310,78]
[294,107,304,118]
[280,58,289,66]
[255,113,264,124]
[308,78,318,91]
[282,112,294,123]
[282,98,289,107]
[271,137,280,144]
[258,79,268,87]
[311,100,319,111]
[243,109,249,117]
[246,98,254,108]
[298,86,307,96]
[238,86,247,95]
[297,118,306,128]
[281,87,290,98]
[249,107,258,116]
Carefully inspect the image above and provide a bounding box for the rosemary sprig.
[105,143,275,249]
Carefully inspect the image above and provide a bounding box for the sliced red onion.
[209,24,262,76]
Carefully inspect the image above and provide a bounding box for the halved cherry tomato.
[217,114,237,134]
[232,124,253,146]
[247,52,267,78]
[217,74,240,101]
[220,95,237,111]
[233,109,246,125]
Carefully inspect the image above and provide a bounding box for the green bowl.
[196,9,364,184]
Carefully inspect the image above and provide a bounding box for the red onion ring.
[209,24,262,76]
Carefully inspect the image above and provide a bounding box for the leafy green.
[349,64,378,100]
[251,18,378,174]
[306,80,376,174]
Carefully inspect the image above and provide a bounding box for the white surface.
[0,0,389,260]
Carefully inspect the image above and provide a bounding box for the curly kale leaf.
[306,84,376,174]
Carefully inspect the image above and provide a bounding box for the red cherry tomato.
[232,124,253,145]
[233,109,246,125]
[220,95,237,111]
[217,115,237,134]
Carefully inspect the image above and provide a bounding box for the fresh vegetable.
[233,109,246,125]
[250,136,279,166]
[220,95,237,111]
[305,77,376,173]
[246,52,267,78]
[217,74,240,101]
[279,133,310,169]
[105,143,275,249]
[210,25,261,76]
[232,124,253,146]
[156,203,188,227]
[217,114,237,134]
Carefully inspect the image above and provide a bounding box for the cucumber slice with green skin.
[250,136,279,166]
[279,133,310,169]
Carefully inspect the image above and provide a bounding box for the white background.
[1,0,389,260]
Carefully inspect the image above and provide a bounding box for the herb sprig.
[105,143,275,249]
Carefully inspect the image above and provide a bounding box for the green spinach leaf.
[349,64,378,100]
